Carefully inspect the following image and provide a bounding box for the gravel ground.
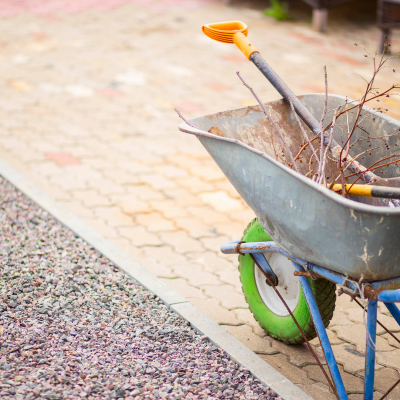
[0,176,281,400]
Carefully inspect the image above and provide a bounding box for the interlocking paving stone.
[259,354,309,385]
[332,324,394,353]
[303,365,364,394]
[300,382,337,400]
[270,340,326,368]
[171,263,221,287]
[376,348,400,370]
[345,307,400,333]
[190,298,245,326]
[202,284,249,310]
[331,343,384,374]
[160,278,207,300]
[224,325,279,355]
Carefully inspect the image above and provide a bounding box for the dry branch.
[318,107,339,185]
[236,71,298,172]
[174,108,193,127]
[288,98,320,167]
[323,85,400,133]
[294,135,321,161]
[317,66,328,181]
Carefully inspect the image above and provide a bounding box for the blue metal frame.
[365,300,378,400]
[292,261,348,400]
[221,239,400,400]
[221,240,400,294]
[385,302,400,325]
[251,252,279,286]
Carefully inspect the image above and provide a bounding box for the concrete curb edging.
[0,158,312,400]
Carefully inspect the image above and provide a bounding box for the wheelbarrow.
[177,21,400,400]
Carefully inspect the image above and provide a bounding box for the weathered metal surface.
[371,276,400,291]
[180,94,400,281]
[293,270,311,277]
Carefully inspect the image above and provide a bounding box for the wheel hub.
[254,252,300,316]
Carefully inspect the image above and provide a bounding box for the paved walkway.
[1,0,400,398]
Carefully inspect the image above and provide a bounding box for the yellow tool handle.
[233,32,259,60]
[329,184,400,199]
[330,184,373,197]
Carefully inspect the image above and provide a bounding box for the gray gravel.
[0,176,281,400]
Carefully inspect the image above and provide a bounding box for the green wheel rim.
[239,218,336,344]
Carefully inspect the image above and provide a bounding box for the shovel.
[202,21,391,195]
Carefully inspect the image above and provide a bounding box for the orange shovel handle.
[202,21,259,60]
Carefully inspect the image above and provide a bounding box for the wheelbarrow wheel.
[238,218,336,344]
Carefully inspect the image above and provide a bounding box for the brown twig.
[318,66,328,181]
[346,153,400,195]
[339,111,351,195]
[332,147,380,184]
[237,71,298,172]
[340,65,393,159]
[346,129,400,144]
[294,135,321,161]
[309,154,316,179]
[288,98,320,167]
[335,50,395,194]
[323,85,400,133]
[345,156,400,179]
[318,106,339,185]
[174,108,193,127]
[343,112,351,162]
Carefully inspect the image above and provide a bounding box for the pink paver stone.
[46,152,81,166]
[31,31,50,41]
[97,88,123,98]
[289,32,325,48]
[173,102,203,114]
[205,82,232,92]
[222,54,247,63]
[319,50,365,67]
[0,0,220,17]
[302,84,325,93]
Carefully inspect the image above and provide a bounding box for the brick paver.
[2,0,400,398]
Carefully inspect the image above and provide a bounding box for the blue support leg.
[385,302,400,325]
[292,262,348,400]
[364,300,377,400]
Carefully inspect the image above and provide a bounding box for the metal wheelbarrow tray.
[180,93,400,283]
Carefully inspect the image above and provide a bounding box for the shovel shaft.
[250,52,321,136]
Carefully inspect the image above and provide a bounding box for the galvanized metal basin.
[179,94,400,281]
